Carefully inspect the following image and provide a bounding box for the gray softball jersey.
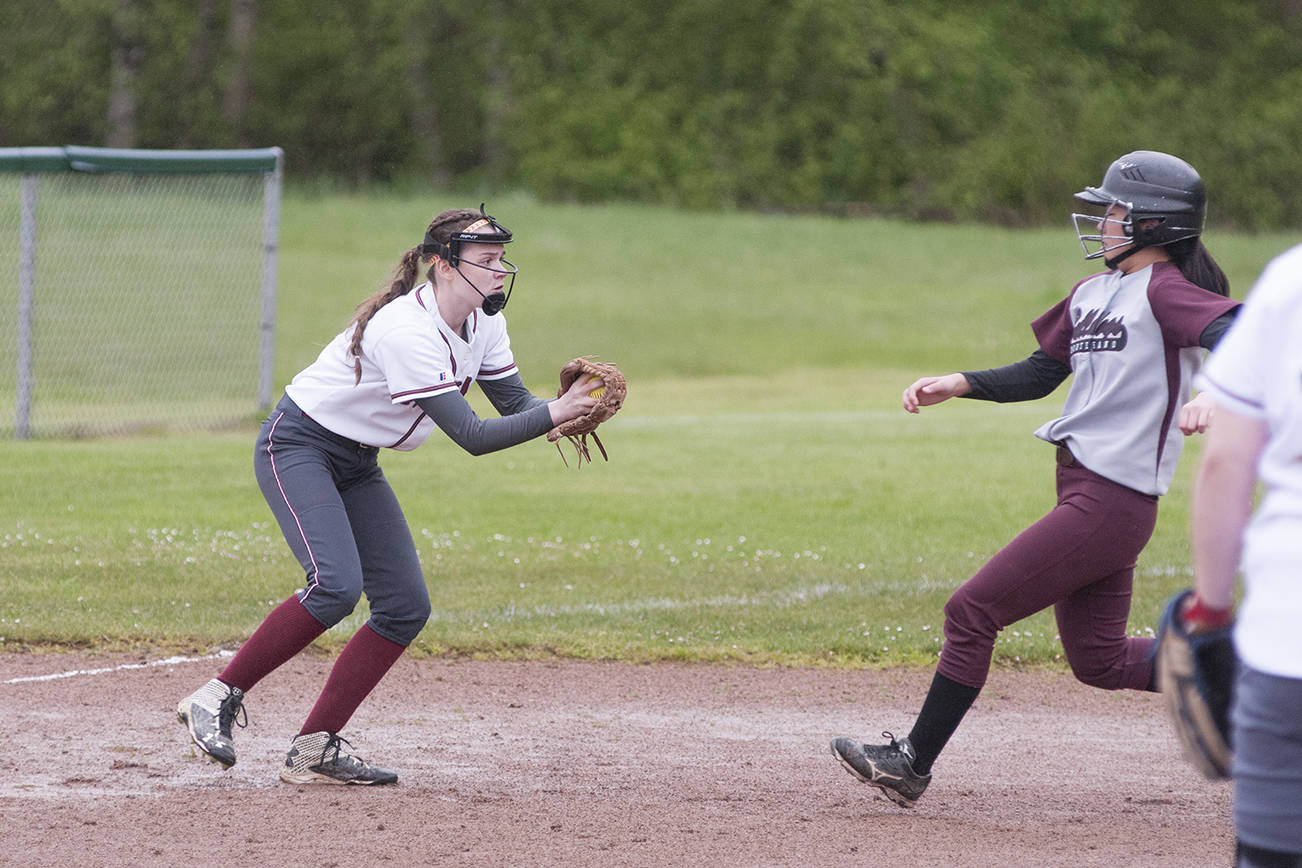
[1031,261,1238,496]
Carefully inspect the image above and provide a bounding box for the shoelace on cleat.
[321,733,361,770]
[218,691,248,738]
[878,731,915,765]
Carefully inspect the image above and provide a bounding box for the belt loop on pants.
[1054,440,1076,468]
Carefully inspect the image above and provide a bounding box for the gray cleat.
[280,732,398,786]
[831,732,931,807]
[177,678,246,768]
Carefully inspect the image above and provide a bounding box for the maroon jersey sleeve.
[1147,261,1240,347]
[1030,298,1072,364]
[1031,275,1096,365]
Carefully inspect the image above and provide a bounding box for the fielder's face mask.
[420,204,518,315]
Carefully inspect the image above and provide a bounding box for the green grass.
[1,191,1291,666]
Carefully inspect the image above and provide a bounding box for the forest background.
[3,0,1301,229]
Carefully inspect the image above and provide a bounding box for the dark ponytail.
[346,208,482,383]
[1166,237,1230,297]
[347,247,425,383]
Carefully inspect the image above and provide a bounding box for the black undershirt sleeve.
[478,371,551,416]
[415,383,553,456]
[1199,308,1240,350]
[961,349,1072,403]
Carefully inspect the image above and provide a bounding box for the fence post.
[16,174,38,440]
[258,148,283,411]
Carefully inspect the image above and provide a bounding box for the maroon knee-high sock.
[218,595,328,692]
[298,624,406,736]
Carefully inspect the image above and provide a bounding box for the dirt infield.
[0,653,1231,867]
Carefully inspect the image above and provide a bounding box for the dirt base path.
[0,653,1231,866]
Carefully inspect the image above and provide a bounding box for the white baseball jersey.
[1031,261,1238,495]
[285,283,518,450]
[1197,243,1302,679]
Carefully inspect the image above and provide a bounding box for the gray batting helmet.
[1074,150,1206,251]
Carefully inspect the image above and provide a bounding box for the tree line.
[3,0,1301,228]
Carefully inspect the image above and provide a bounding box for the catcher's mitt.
[1154,589,1237,780]
[546,356,626,466]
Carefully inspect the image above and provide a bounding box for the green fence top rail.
[0,146,282,174]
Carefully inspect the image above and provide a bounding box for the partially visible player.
[1189,243,1302,867]
[831,151,1241,806]
[177,206,604,784]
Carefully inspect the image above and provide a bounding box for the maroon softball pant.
[938,451,1159,691]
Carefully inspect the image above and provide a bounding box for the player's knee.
[943,592,999,643]
[370,590,430,646]
[942,593,970,631]
[1065,653,1126,690]
[302,581,364,627]
[372,609,429,647]
[409,596,432,632]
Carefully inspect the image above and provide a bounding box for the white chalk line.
[426,582,854,623]
[619,403,1050,429]
[1,650,232,685]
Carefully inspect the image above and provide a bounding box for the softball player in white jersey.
[832,151,1241,807]
[1191,243,1302,867]
[177,206,604,784]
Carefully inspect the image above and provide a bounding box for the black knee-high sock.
[906,672,981,775]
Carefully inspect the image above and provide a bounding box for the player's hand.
[902,374,971,414]
[1178,392,1216,435]
[549,373,602,425]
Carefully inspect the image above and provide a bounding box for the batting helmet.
[1073,151,1206,259]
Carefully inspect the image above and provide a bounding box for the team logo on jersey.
[1070,308,1128,354]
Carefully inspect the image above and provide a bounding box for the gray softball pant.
[253,395,431,646]
[1234,664,1302,856]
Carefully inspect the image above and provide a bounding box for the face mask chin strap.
[1103,244,1142,270]
[459,260,515,316]
[431,256,516,316]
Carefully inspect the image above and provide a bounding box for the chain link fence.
[0,147,281,438]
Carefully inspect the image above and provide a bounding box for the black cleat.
[177,679,247,768]
[831,732,931,807]
[279,732,398,786]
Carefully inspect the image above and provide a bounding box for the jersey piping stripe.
[1199,371,1267,413]
[392,381,458,400]
[439,332,458,376]
[479,362,518,377]
[1154,341,1184,479]
[264,411,323,604]
[388,413,427,449]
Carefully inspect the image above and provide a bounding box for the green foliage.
[3,2,1302,226]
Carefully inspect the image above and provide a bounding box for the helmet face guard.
[420,204,517,315]
[1070,151,1206,263]
[1071,205,1136,261]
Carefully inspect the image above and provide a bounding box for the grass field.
[1,191,1293,666]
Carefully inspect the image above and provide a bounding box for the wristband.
[1184,594,1233,631]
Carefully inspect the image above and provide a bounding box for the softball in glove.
[547,356,626,466]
